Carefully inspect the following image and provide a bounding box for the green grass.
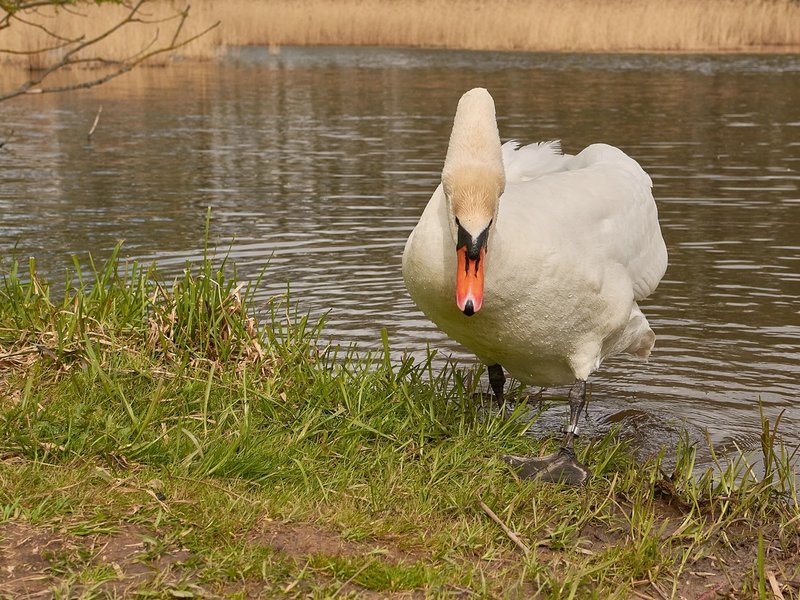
[1,244,799,598]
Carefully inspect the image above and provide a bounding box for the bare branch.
[124,26,162,62]
[10,10,82,42]
[0,1,220,102]
[13,19,218,98]
[0,37,76,55]
[170,6,189,47]
[1,1,72,28]
[25,63,134,95]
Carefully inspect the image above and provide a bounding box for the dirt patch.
[0,521,195,598]
[249,518,432,598]
[0,522,61,597]
[252,517,421,564]
[250,512,800,599]
[4,511,799,599]
[1,518,426,599]
[90,524,192,596]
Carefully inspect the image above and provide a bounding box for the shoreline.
[231,42,800,56]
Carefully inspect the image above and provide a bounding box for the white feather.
[501,140,570,183]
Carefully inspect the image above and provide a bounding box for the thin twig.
[9,11,79,42]
[477,496,530,557]
[0,37,74,55]
[170,6,189,46]
[87,105,102,141]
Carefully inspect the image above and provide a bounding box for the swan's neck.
[441,88,505,239]
[441,88,505,195]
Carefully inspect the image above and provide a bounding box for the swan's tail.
[622,303,656,360]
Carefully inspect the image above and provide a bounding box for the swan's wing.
[501,140,574,183]
[504,143,668,301]
[566,144,668,301]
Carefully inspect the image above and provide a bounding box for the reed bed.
[1,242,798,597]
[2,0,799,70]
[219,0,800,53]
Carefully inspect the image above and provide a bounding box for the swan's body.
[401,88,667,483]
[403,139,666,386]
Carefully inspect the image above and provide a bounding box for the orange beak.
[456,245,485,316]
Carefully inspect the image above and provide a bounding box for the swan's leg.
[488,364,505,403]
[561,379,587,451]
[502,379,591,485]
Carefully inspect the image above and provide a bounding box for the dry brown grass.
[2,0,799,68]
[217,0,800,53]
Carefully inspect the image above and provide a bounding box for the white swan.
[402,88,668,484]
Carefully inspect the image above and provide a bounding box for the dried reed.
[216,0,800,53]
[2,0,799,69]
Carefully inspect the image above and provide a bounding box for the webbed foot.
[502,447,590,486]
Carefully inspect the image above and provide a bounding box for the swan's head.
[441,88,505,317]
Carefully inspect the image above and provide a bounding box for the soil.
[0,522,196,598]
[251,518,421,564]
[1,510,799,599]
[0,519,427,598]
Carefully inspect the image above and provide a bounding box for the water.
[1,47,798,467]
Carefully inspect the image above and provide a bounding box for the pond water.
[1,47,798,468]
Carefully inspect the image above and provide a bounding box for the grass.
[2,0,800,72]
[1,244,799,598]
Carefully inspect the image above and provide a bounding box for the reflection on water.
[1,48,798,467]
